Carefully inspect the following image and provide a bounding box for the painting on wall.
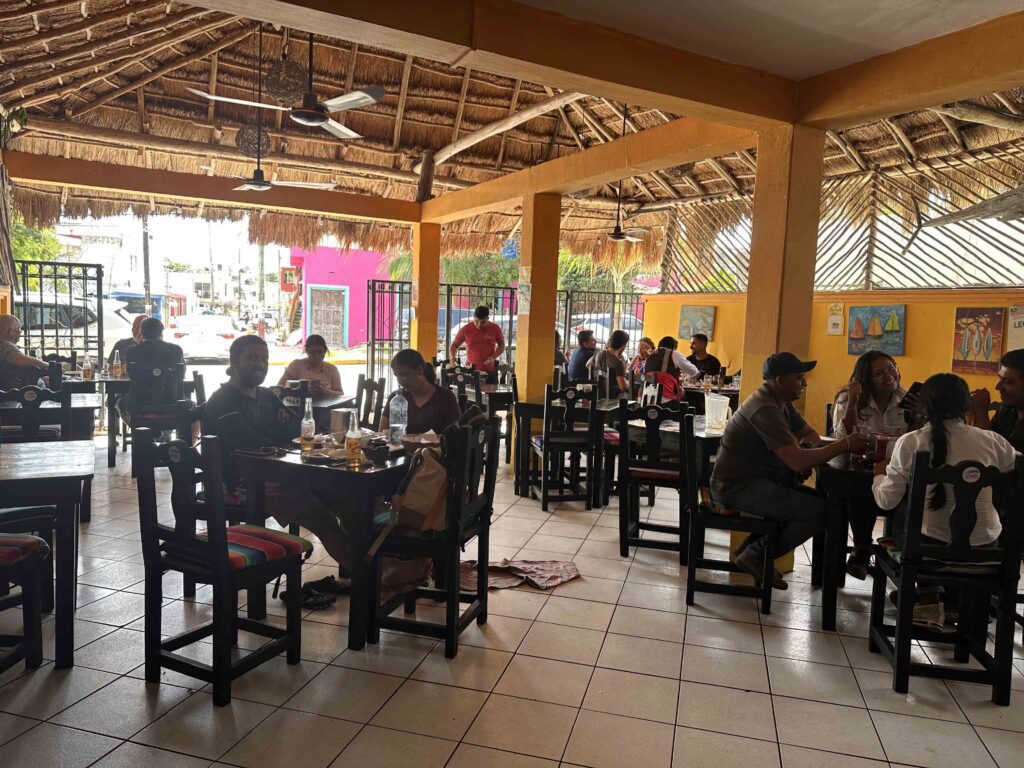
[952,307,1005,375]
[848,304,905,356]
[678,306,716,340]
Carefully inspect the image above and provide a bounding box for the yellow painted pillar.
[410,222,441,360]
[516,192,561,401]
[735,124,825,573]
[740,123,825,399]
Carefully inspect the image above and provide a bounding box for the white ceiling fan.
[608,103,650,243]
[188,31,383,140]
[219,25,339,192]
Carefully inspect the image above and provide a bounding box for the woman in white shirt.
[873,373,1019,547]
[278,334,343,398]
[832,351,909,578]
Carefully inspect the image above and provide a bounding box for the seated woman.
[383,349,462,434]
[831,350,908,578]
[643,336,699,401]
[873,373,1019,548]
[278,334,342,398]
[628,336,655,375]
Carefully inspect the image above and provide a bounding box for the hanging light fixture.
[265,28,307,103]
[234,22,271,158]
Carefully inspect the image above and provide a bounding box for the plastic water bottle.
[300,398,316,454]
[389,391,408,445]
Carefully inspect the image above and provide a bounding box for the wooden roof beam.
[0,0,169,55]
[414,88,584,172]
[422,116,756,224]
[188,0,794,128]
[932,111,966,152]
[392,55,413,152]
[1,150,421,223]
[494,78,521,171]
[0,0,87,23]
[798,10,1024,128]
[826,130,867,170]
[882,118,918,162]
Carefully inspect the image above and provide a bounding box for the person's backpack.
[651,349,681,401]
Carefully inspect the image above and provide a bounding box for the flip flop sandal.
[304,574,352,596]
[280,584,336,610]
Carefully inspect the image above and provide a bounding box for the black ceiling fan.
[189,31,383,141]
[608,103,650,243]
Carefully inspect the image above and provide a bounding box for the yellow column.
[410,222,441,360]
[516,192,561,401]
[735,124,825,573]
[740,123,825,398]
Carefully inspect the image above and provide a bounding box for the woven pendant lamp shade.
[266,57,307,103]
[235,124,272,158]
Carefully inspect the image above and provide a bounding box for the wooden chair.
[275,379,309,419]
[192,371,207,405]
[368,416,501,658]
[0,384,72,443]
[530,383,600,511]
[440,363,475,388]
[616,401,689,562]
[40,352,77,372]
[685,421,781,614]
[0,534,49,674]
[868,452,1024,705]
[354,373,386,431]
[449,368,483,413]
[134,429,310,706]
[825,401,834,436]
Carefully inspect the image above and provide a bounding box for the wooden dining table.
[235,449,409,651]
[0,440,95,668]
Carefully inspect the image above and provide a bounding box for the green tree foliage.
[699,269,739,292]
[163,259,191,273]
[11,213,62,263]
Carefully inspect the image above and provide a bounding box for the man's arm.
[794,422,823,447]
[449,327,466,362]
[673,350,699,377]
[7,352,47,370]
[773,438,859,474]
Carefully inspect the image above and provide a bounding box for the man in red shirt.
[449,305,505,381]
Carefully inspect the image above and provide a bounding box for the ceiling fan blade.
[321,118,362,140]
[322,86,385,112]
[622,227,650,236]
[623,234,643,242]
[186,87,289,111]
[272,180,337,190]
[233,182,260,191]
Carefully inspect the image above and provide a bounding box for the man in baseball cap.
[710,352,867,589]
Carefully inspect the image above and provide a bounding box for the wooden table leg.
[54,498,76,668]
[346,497,374,651]
[821,490,844,631]
[106,399,118,468]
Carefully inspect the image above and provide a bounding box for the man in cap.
[710,352,867,589]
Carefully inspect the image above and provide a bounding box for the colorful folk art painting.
[677,306,716,340]
[848,305,906,356]
[952,307,1005,375]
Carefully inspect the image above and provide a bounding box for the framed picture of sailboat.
[848,304,905,356]
[952,307,1005,375]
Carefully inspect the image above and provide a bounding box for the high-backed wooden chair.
[0,533,49,674]
[0,384,72,443]
[869,452,1024,705]
[354,373,386,431]
[530,384,600,511]
[135,429,311,706]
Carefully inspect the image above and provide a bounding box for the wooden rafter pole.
[68,25,255,118]
[0,0,86,23]
[335,41,359,128]
[493,78,522,170]
[932,111,966,151]
[207,52,219,123]
[992,92,1022,115]
[414,89,584,172]
[706,157,741,191]
[2,14,238,106]
[882,117,919,161]
[568,100,657,201]
[392,54,413,151]
[826,129,867,170]
[599,97,683,199]
[5,7,211,75]
[0,0,169,55]
[932,100,1024,131]
[451,67,471,142]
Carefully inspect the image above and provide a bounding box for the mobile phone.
[898,381,923,409]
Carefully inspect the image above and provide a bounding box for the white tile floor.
[1,439,1023,767]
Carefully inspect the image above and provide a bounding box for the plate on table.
[400,433,440,453]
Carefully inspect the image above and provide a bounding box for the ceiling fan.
[188,31,383,140]
[608,103,650,243]
[229,25,338,192]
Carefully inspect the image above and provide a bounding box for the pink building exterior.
[289,246,389,347]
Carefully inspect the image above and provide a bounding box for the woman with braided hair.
[872,373,1019,547]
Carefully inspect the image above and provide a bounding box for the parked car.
[168,314,238,362]
[13,293,134,363]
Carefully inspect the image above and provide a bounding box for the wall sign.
[826,302,844,335]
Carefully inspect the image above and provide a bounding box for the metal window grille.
[13,260,105,362]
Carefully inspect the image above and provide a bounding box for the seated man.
[568,329,598,381]
[587,329,630,398]
[971,348,1024,452]
[202,335,353,605]
[108,314,146,368]
[710,352,867,589]
[0,313,49,389]
[118,317,186,425]
[686,333,723,379]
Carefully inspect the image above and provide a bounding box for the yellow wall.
[643,289,1024,434]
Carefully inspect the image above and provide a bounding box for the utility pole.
[206,221,215,311]
[258,244,265,304]
[141,213,152,316]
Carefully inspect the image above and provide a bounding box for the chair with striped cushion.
[616,401,688,562]
[135,429,309,706]
[0,533,49,674]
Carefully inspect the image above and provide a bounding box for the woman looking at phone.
[831,350,911,579]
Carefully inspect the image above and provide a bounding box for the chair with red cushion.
[135,429,310,706]
[616,400,689,563]
[0,533,49,674]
